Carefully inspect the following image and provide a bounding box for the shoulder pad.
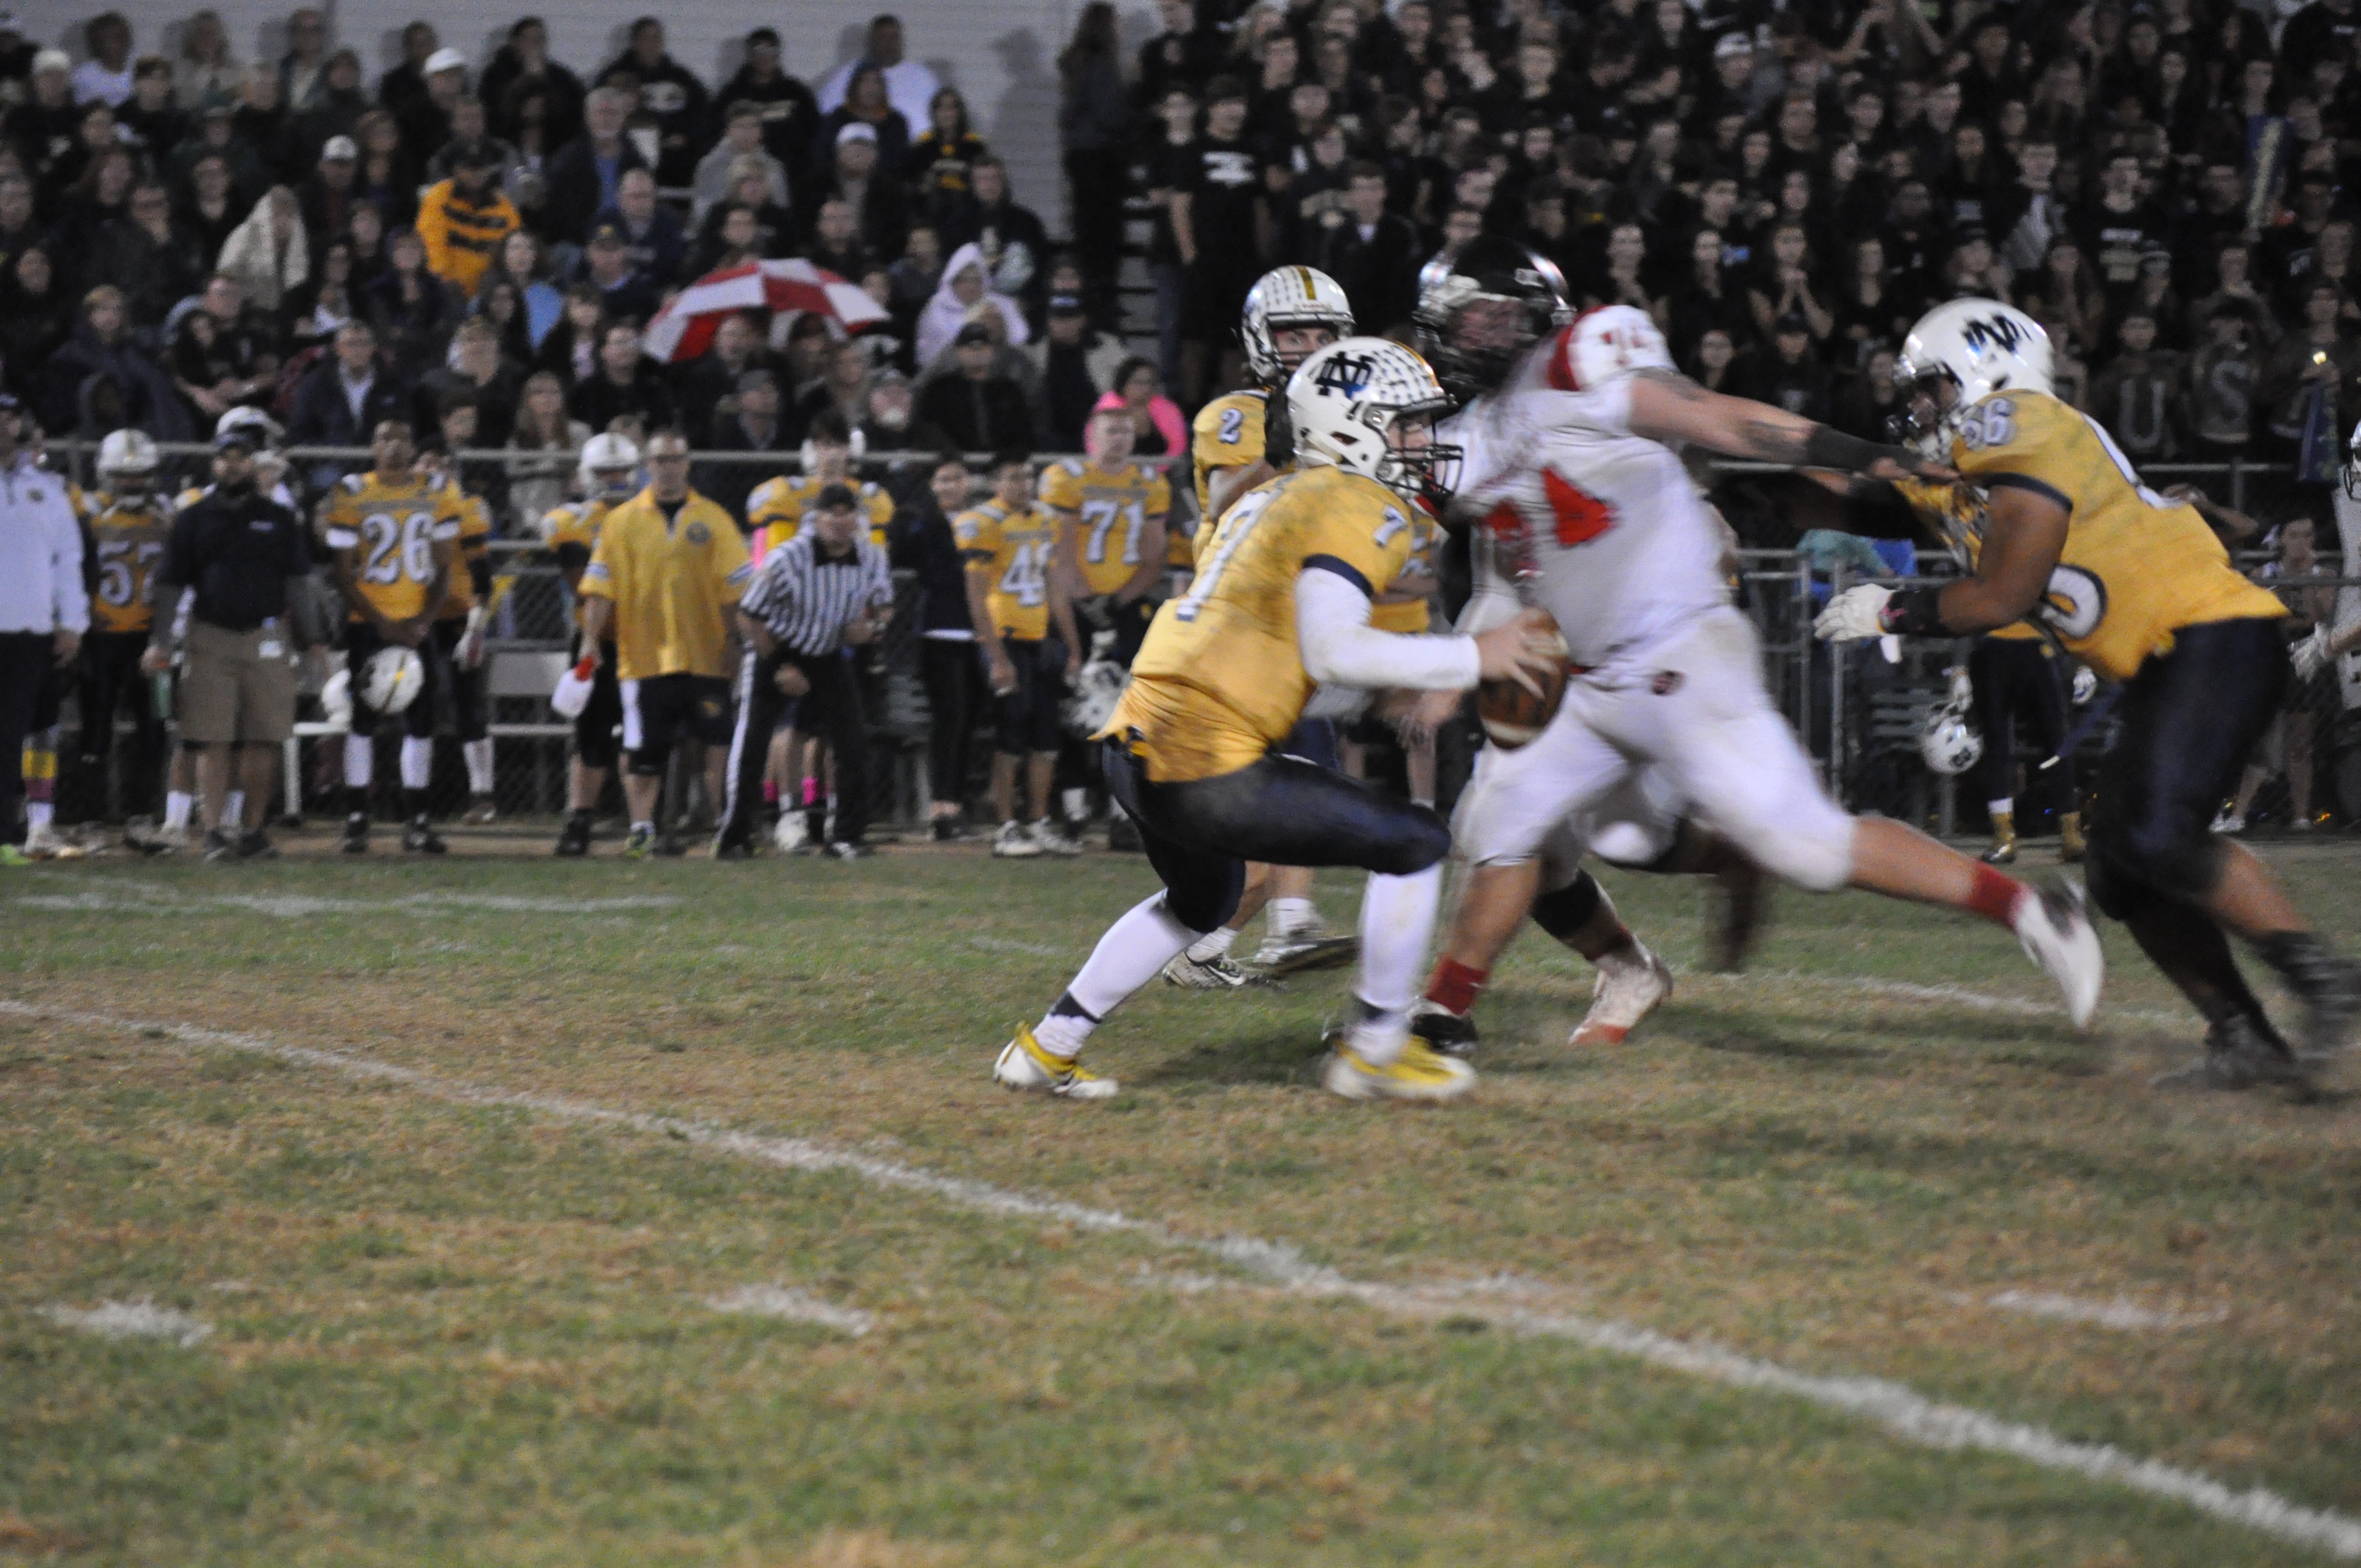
[1058,457,1085,476]
[339,473,367,494]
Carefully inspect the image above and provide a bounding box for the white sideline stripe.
[7,878,681,918]
[36,1297,211,1347]
[705,1286,874,1336]
[1978,1291,2231,1332]
[8,997,2356,1561]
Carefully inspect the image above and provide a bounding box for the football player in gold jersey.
[542,432,640,856]
[421,444,498,825]
[991,339,1564,1104]
[1819,301,2361,1091]
[1042,399,1171,666]
[745,411,896,558]
[76,430,173,840]
[320,419,462,854]
[1167,267,1360,981]
[958,454,1083,858]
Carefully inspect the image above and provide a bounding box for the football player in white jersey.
[1405,237,2104,1048]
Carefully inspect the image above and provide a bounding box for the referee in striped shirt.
[722,483,895,859]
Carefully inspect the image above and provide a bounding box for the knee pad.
[627,743,671,778]
[1531,869,1604,940]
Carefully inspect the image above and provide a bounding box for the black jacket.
[286,356,411,465]
[541,133,649,246]
[157,482,310,633]
[916,373,1035,454]
[888,494,972,636]
[1314,213,1424,337]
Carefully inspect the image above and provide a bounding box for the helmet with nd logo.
[1286,337,1461,507]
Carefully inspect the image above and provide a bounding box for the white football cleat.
[2012,879,2104,1030]
[992,1024,1118,1099]
[1253,923,1359,976]
[1030,819,1084,857]
[1322,1036,1477,1103]
[1570,942,1673,1047]
[1161,949,1252,989]
[992,820,1042,858]
[772,812,807,853]
[22,823,76,859]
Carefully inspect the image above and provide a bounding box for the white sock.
[344,733,373,790]
[1062,786,1088,820]
[632,819,655,835]
[1348,864,1444,1066]
[1270,896,1315,937]
[463,738,494,797]
[1033,1010,1094,1057]
[164,791,192,831]
[1988,797,2013,816]
[1185,926,1238,962]
[222,791,243,829]
[1047,891,1203,1040]
[399,737,433,792]
[25,801,51,829]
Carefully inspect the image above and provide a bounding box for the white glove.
[456,605,488,671]
[2292,625,2332,680]
[1813,584,1894,642]
[2070,663,2097,705]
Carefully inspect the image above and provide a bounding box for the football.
[1477,622,1571,748]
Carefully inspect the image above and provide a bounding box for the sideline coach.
[143,427,312,859]
[0,394,86,857]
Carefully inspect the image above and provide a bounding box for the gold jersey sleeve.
[747,476,810,560]
[956,500,1059,641]
[436,491,494,618]
[1109,465,1418,782]
[859,484,896,548]
[85,496,173,636]
[1950,392,2284,681]
[1045,459,1171,596]
[322,471,465,623]
[1190,390,1269,546]
[1890,476,2041,643]
[1368,509,1440,634]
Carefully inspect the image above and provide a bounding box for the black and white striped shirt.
[739,530,895,657]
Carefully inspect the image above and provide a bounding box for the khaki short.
[179,620,297,745]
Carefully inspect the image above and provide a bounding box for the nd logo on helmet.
[1313,352,1376,397]
[1962,315,2027,353]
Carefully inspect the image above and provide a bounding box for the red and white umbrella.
[640,259,888,363]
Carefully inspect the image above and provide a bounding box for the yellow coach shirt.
[579,488,752,682]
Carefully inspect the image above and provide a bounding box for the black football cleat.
[554,814,593,857]
[402,818,447,855]
[2152,1014,2313,1094]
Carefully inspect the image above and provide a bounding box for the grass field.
[4,837,2360,1565]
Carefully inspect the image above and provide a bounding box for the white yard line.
[705,1285,875,1336]
[7,996,2354,1560]
[1976,1290,2231,1332]
[36,1298,212,1347]
[6,876,681,918]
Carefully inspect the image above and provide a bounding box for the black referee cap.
[815,482,858,511]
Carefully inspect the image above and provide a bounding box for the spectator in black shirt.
[1755,313,1832,422]
[715,28,819,179]
[1174,77,1265,404]
[803,123,909,264]
[94,181,206,329]
[674,311,774,443]
[569,322,675,434]
[479,19,585,153]
[698,368,795,524]
[286,319,408,482]
[806,199,871,282]
[1029,293,1123,453]
[140,430,310,858]
[893,453,989,839]
[542,88,649,247]
[917,322,1035,451]
[1315,162,1422,335]
[171,274,278,423]
[416,317,522,447]
[1139,0,1228,106]
[600,19,710,187]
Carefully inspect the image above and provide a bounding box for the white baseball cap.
[425,46,467,75]
[32,47,68,75]
[322,134,358,161]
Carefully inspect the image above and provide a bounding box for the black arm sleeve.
[554,542,591,573]
[1802,424,1919,474]
[468,554,493,599]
